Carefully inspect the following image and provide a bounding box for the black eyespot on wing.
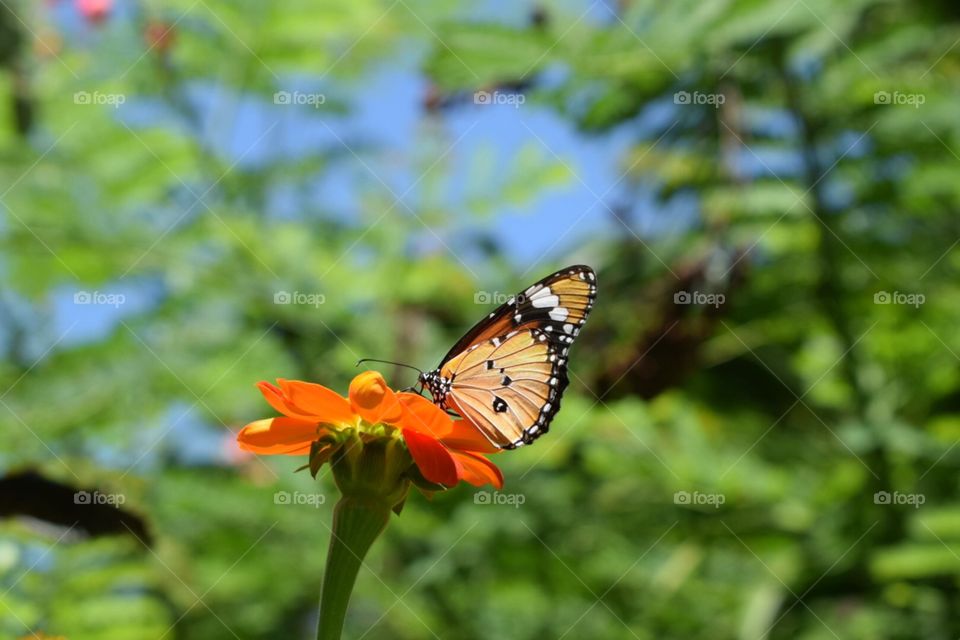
[492,397,508,413]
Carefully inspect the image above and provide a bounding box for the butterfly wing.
[440,264,596,362]
[430,265,597,449]
[441,328,563,448]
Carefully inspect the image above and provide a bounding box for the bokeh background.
[2,0,959,638]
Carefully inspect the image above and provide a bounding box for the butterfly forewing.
[426,265,597,449]
[440,265,596,362]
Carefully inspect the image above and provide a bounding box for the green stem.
[316,496,392,640]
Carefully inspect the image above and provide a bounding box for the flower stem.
[316,495,392,640]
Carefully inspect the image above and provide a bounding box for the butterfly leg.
[399,385,426,395]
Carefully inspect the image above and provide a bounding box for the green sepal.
[415,487,436,501]
[309,437,340,479]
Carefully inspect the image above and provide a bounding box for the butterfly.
[419,265,597,449]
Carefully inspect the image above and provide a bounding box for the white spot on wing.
[530,286,553,300]
[563,323,574,334]
[532,294,559,308]
[549,307,569,322]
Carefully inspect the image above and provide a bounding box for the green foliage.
[2,0,960,638]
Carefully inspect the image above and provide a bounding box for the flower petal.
[256,381,317,420]
[396,393,453,438]
[349,371,403,424]
[276,379,354,424]
[402,428,458,486]
[452,450,504,489]
[282,443,314,456]
[401,393,499,453]
[441,421,500,454]
[237,417,320,455]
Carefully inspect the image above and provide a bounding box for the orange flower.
[395,393,502,489]
[238,372,502,489]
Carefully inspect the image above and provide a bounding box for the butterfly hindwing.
[424,265,597,449]
[442,328,564,448]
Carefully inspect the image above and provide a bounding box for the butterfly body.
[420,265,597,449]
[420,370,453,408]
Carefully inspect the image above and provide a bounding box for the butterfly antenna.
[356,358,424,375]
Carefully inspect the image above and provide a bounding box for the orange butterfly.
[419,265,597,449]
